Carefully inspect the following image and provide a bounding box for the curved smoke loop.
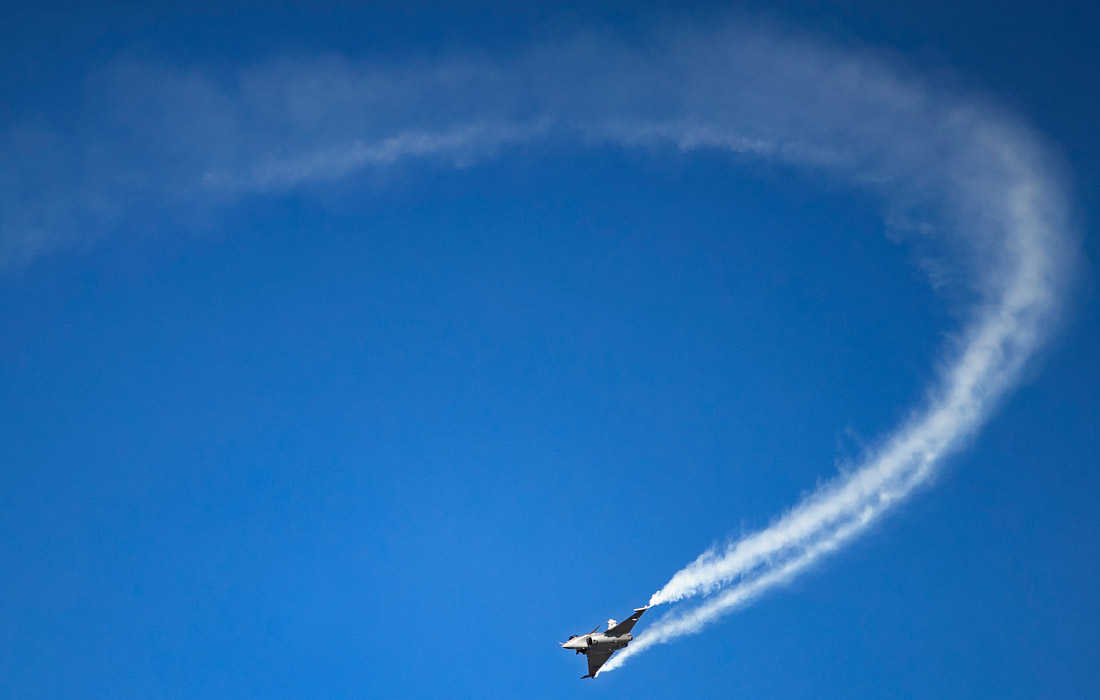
[0,21,1075,671]
[594,29,1075,671]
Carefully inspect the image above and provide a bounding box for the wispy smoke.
[598,30,1075,673]
[0,18,1075,670]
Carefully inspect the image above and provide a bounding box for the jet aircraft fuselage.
[561,631,634,653]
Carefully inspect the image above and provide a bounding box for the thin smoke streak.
[612,507,875,668]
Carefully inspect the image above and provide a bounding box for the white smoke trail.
[0,19,1075,670]
[601,73,1074,673]
[604,194,1062,667]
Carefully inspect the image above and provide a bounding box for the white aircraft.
[561,606,648,678]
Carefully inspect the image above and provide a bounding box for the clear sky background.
[2,2,1098,698]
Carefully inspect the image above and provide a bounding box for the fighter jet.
[560,606,648,678]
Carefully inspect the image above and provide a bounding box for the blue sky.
[2,2,1098,698]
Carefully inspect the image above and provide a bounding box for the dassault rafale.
[560,606,648,678]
